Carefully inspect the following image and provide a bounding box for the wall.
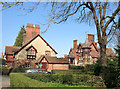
[15,36,56,60]
[52,64,69,70]
[47,64,69,72]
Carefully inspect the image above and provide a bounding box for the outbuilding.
[38,56,69,72]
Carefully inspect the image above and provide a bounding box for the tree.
[116,17,120,88]
[1,1,120,66]
[14,25,26,47]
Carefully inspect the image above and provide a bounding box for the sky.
[1,2,100,57]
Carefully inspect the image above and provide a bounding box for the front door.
[41,62,47,71]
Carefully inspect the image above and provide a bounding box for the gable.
[41,58,48,62]
[14,35,57,60]
[90,42,98,52]
[15,35,57,55]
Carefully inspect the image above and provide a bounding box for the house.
[5,24,69,71]
[67,34,116,66]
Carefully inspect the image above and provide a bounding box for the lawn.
[10,73,107,89]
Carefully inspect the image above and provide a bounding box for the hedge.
[52,69,93,75]
[25,73,105,87]
[10,73,88,87]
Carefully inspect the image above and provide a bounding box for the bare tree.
[1,1,120,66]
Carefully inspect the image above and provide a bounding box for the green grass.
[10,73,53,87]
[10,73,88,87]
[10,73,106,88]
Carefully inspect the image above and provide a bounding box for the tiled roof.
[97,47,116,57]
[90,50,100,58]
[38,56,69,64]
[5,46,21,55]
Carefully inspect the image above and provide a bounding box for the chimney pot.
[27,23,33,27]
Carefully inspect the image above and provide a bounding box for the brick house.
[5,24,69,71]
[67,34,116,66]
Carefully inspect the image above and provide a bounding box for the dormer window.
[26,45,37,60]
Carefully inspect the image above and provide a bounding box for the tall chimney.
[88,34,94,43]
[73,40,77,49]
[22,34,26,46]
[24,23,40,44]
[73,40,77,65]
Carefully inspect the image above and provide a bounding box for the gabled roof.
[90,42,98,52]
[15,34,57,55]
[26,45,38,52]
[5,46,21,55]
[38,56,69,64]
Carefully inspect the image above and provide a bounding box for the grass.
[10,73,107,89]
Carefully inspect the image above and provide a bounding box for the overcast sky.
[2,2,100,57]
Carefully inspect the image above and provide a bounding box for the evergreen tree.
[14,25,26,47]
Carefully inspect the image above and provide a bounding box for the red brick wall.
[47,64,53,72]
[52,64,69,70]
[47,64,69,72]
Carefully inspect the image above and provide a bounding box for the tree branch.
[104,1,120,33]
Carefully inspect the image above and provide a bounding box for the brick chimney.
[73,40,77,49]
[22,24,40,46]
[64,54,67,58]
[26,24,40,38]
[73,40,77,65]
[88,34,94,43]
[22,33,26,46]
[2,52,3,58]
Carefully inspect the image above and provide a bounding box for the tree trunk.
[99,41,107,66]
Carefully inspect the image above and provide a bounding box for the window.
[25,63,30,68]
[27,50,36,60]
[45,51,51,56]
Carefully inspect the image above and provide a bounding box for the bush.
[2,66,9,75]
[2,59,6,65]
[101,58,118,88]
[84,64,94,72]
[94,63,103,76]
[12,65,29,73]
[69,65,84,70]
[25,73,105,87]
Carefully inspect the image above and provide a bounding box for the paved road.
[2,75,10,87]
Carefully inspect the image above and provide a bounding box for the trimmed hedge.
[10,73,88,87]
[52,69,93,75]
[25,73,105,87]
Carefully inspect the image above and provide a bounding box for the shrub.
[2,58,6,65]
[69,65,84,70]
[101,58,118,88]
[2,66,9,75]
[12,65,29,73]
[94,63,103,76]
[84,64,94,72]
[25,73,105,87]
